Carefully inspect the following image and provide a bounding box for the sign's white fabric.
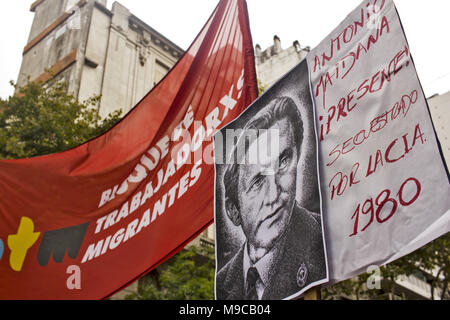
[308,0,450,283]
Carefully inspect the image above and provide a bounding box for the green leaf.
[0,80,122,159]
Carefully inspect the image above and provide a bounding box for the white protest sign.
[308,0,450,283]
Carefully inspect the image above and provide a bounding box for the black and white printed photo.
[214,59,328,300]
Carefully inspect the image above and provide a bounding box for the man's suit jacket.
[216,203,327,300]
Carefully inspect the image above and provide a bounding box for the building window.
[154,60,170,86]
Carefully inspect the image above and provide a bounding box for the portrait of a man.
[214,60,328,300]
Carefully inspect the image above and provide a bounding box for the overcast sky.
[1,0,449,99]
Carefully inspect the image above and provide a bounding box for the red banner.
[0,0,257,299]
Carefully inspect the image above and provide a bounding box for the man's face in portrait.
[236,117,299,253]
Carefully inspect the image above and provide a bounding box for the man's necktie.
[245,267,260,300]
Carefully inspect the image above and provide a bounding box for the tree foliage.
[321,233,450,300]
[381,233,450,300]
[126,245,216,300]
[0,80,121,159]
[258,80,267,97]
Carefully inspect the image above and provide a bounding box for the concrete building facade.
[428,91,450,167]
[255,36,310,89]
[18,0,183,118]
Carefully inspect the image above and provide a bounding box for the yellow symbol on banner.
[7,217,40,272]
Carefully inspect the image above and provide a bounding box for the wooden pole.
[303,288,321,300]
